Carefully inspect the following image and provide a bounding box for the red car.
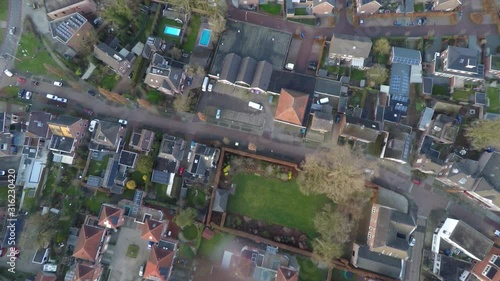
[411,179,422,186]
[84,108,94,115]
[178,167,185,177]
[17,77,26,84]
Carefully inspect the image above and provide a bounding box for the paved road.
[0,0,23,72]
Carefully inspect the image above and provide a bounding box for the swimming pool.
[199,29,212,47]
[164,26,181,37]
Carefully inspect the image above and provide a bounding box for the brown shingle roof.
[275,89,309,126]
[144,246,175,281]
[141,219,167,243]
[98,204,124,229]
[72,225,105,262]
[276,267,299,281]
[34,272,56,281]
[74,262,102,281]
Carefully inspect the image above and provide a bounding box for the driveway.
[107,227,150,281]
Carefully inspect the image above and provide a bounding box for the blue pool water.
[164,26,181,36]
[199,29,212,47]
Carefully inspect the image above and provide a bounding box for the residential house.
[94,43,135,77]
[470,245,500,281]
[339,115,382,143]
[327,34,372,68]
[49,13,93,52]
[433,0,461,11]
[47,116,88,164]
[437,157,480,190]
[432,46,485,86]
[217,53,273,93]
[119,150,138,168]
[212,189,229,213]
[44,0,96,20]
[427,114,459,144]
[413,136,452,174]
[430,254,472,281]
[118,190,164,224]
[383,124,412,164]
[144,244,177,281]
[0,133,14,157]
[35,272,56,281]
[26,111,52,139]
[72,224,108,263]
[356,0,381,14]
[151,134,185,195]
[465,152,500,211]
[157,134,186,162]
[144,53,185,96]
[98,204,125,230]
[274,88,310,128]
[276,266,300,281]
[433,218,493,261]
[129,129,155,153]
[311,0,335,16]
[486,54,500,79]
[186,142,220,179]
[89,120,124,151]
[314,78,342,97]
[0,112,5,133]
[142,37,165,59]
[351,243,405,280]
[72,262,103,281]
[367,204,417,261]
[141,219,167,243]
[238,0,258,6]
[310,112,333,133]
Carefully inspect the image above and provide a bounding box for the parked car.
[409,235,416,247]
[185,76,193,86]
[31,80,39,86]
[495,230,500,237]
[147,241,154,249]
[18,89,26,98]
[53,81,63,87]
[118,119,128,126]
[46,94,58,100]
[411,178,422,185]
[208,83,213,92]
[216,109,221,119]
[3,69,13,77]
[17,77,26,84]
[56,97,67,103]
[25,91,32,100]
[9,27,15,35]
[89,120,98,132]
[139,264,145,276]
[179,167,185,177]
[84,108,94,115]
[87,90,96,96]
[308,61,317,71]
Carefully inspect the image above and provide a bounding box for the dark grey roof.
[384,131,412,162]
[33,248,48,263]
[155,158,177,173]
[314,78,342,97]
[475,92,487,105]
[87,176,103,188]
[329,33,372,59]
[0,112,4,133]
[49,135,74,152]
[219,53,241,83]
[389,63,411,97]
[236,57,257,85]
[212,189,229,212]
[361,0,381,4]
[106,161,119,188]
[449,221,493,260]
[446,46,482,73]
[267,70,316,94]
[210,21,291,76]
[251,60,273,92]
[403,0,414,13]
[311,112,333,132]
[372,205,416,260]
[481,152,500,190]
[119,150,137,167]
[422,77,433,95]
[151,170,172,185]
[286,0,295,13]
[338,96,348,113]
[392,47,421,65]
[92,120,121,148]
[354,244,403,279]
[159,134,185,161]
[346,115,380,130]
[435,255,472,281]
[28,112,52,138]
[94,43,134,76]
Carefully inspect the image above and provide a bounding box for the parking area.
[107,227,150,281]
[285,38,302,68]
[305,39,324,76]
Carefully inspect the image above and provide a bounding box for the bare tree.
[170,47,182,60]
[174,208,197,229]
[209,14,226,36]
[365,64,388,85]
[314,204,352,243]
[466,119,500,150]
[173,93,193,112]
[19,214,58,250]
[372,38,391,55]
[311,238,344,266]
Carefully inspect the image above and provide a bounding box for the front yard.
[87,154,111,177]
[259,2,282,15]
[227,173,330,238]
[487,87,500,113]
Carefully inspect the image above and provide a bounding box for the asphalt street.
[0,0,22,72]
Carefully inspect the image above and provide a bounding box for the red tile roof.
[276,266,299,281]
[72,224,105,262]
[74,262,102,281]
[141,219,167,243]
[34,272,56,281]
[144,245,175,281]
[471,245,500,281]
[275,89,309,126]
[98,204,125,229]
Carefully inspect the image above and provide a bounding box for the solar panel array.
[392,95,408,103]
[402,135,412,160]
[54,14,86,43]
[477,64,485,76]
[132,190,144,217]
[394,103,408,112]
[393,56,420,66]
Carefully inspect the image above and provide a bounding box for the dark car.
[84,108,94,115]
[308,61,317,71]
[87,90,96,96]
[31,80,39,86]
[185,76,193,86]
[18,89,26,98]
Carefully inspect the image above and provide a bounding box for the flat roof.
[210,21,292,76]
[29,161,44,183]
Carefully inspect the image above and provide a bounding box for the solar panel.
[131,190,144,216]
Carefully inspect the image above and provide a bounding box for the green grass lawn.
[350,68,365,80]
[182,224,198,240]
[297,257,327,281]
[22,194,37,212]
[0,0,8,21]
[414,3,424,12]
[0,186,8,207]
[182,14,201,52]
[158,17,183,29]
[84,192,109,215]
[332,269,359,281]
[100,74,119,91]
[487,87,500,113]
[147,89,166,105]
[294,8,308,15]
[452,89,471,102]
[0,85,20,98]
[227,173,330,238]
[16,32,62,76]
[375,54,388,64]
[187,188,207,208]
[87,155,111,177]
[126,244,139,258]
[129,171,146,186]
[198,232,235,261]
[178,244,195,259]
[259,3,282,15]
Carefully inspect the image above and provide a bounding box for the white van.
[285,63,294,71]
[53,81,63,87]
[316,97,329,104]
[3,69,13,77]
[202,76,209,92]
[248,101,263,110]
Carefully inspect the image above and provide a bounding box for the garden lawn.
[297,257,327,281]
[87,154,111,177]
[84,192,109,215]
[182,14,201,52]
[487,87,500,113]
[100,74,119,91]
[414,3,424,12]
[350,68,365,80]
[259,3,282,15]
[295,8,308,15]
[126,244,139,258]
[0,0,8,21]
[452,89,471,102]
[198,232,235,261]
[227,173,330,238]
[16,32,62,76]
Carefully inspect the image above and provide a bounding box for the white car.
[409,236,416,247]
[9,27,15,35]
[139,264,145,277]
[56,97,67,103]
[118,119,128,126]
[216,109,221,119]
[53,81,63,87]
[46,94,58,100]
[25,91,32,100]
[208,83,213,92]
[3,69,13,77]
[89,120,98,132]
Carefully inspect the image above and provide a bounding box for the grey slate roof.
[151,170,172,185]
[119,150,137,167]
[392,47,421,65]
[480,152,500,190]
[236,56,257,86]
[311,112,333,132]
[314,78,342,97]
[449,221,493,261]
[267,70,316,95]
[384,131,412,162]
[251,60,273,92]
[446,46,483,75]
[212,189,229,212]
[28,111,52,138]
[354,244,403,279]
[219,53,242,83]
[329,33,372,59]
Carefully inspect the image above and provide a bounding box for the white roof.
[380,85,390,94]
[351,58,365,68]
[410,64,423,83]
[29,161,44,183]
